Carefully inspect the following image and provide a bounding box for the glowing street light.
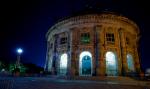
[17,48,23,55]
[16,48,23,68]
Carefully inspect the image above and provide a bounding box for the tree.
[9,63,27,76]
[0,61,7,71]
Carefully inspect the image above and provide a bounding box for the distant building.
[44,12,141,77]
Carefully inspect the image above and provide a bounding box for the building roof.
[57,8,123,23]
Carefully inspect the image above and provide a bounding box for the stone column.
[67,31,72,76]
[70,28,79,76]
[118,28,128,76]
[52,35,59,75]
[99,27,105,76]
[94,26,102,76]
[134,43,141,73]
[70,50,76,76]
[44,41,49,72]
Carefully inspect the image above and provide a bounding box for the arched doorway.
[59,53,68,75]
[79,51,92,76]
[106,51,118,76]
[127,54,135,72]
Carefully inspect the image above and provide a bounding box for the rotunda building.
[44,12,141,77]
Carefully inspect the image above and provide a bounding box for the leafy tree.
[0,61,7,71]
[9,63,27,75]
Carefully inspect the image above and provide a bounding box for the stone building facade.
[44,12,141,77]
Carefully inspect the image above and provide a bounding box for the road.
[0,77,149,89]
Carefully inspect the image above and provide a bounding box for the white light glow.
[106,51,118,76]
[17,48,23,54]
[80,51,92,62]
[127,54,135,71]
[60,53,67,68]
[106,52,116,65]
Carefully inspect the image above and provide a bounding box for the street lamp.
[17,48,23,55]
[16,48,23,68]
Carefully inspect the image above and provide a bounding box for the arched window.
[106,51,118,76]
[127,54,135,72]
[59,53,68,75]
[79,51,92,76]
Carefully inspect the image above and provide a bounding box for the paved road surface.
[0,77,149,89]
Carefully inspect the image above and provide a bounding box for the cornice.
[46,13,139,39]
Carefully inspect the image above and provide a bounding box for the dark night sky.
[0,0,150,71]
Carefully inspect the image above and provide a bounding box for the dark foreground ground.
[0,77,150,89]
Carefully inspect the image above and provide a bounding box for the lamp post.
[16,48,23,68]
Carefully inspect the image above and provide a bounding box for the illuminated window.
[106,51,118,76]
[79,51,92,76]
[81,33,90,44]
[106,33,115,43]
[127,54,135,72]
[59,53,68,75]
[60,37,67,44]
